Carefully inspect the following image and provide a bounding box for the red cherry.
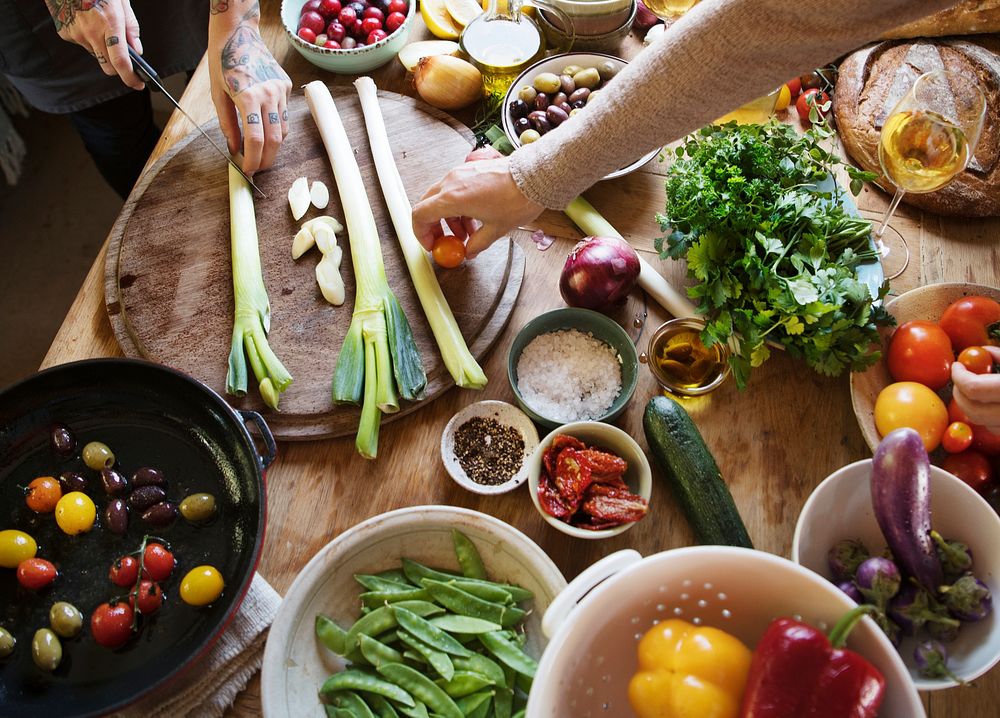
[337,7,357,26]
[385,11,405,32]
[387,0,407,13]
[300,0,323,14]
[318,0,342,17]
[299,10,326,34]
[363,6,384,21]
[361,16,382,34]
[351,19,365,37]
[367,29,388,44]
[326,21,346,41]
[324,40,342,48]
[297,26,317,43]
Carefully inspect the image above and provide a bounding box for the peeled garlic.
[644,24,666,45]
[413,55,482,111]
[291,226,315,259]
[288,176,310,220]
[312,223,344,305]
[310,180,329,209]
[303,216,344,234]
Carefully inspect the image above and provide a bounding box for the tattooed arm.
[209,0,292,174]
[44,0,145,89]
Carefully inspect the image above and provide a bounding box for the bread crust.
[884,0,1000,39]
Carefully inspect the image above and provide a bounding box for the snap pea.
[324,706,352,718]
[451,654,506,687]
[512,710,525,718]
[493,687,513,718]
[391,601,446,617]
[320,670,416,707]
[317,615,350,655]
[435,671,493,698]
[429,615,501,635]
[359,634,405,668]
[363,693,401,718]
[451,530,487,580]
[396,629,455,681]
[445,580,512,605]
[391,700,429,718]
[393,607,471,658]
[422,580,525,628]
[466,698,491,718]
[456,691,492,717]
[401,650,427,664]
[516,671,532,694]
[402,559,532,603]
[330,690,377,718]
[356,574,420,593]
[345,602,442,652]
[360,589,431,607]
[478,633,537,678]
[376,663,463,718]
[375,569,413,585]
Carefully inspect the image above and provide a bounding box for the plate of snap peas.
[261,506,566,718]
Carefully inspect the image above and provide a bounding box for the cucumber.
[642,396,752,548]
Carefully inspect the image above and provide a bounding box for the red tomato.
[786,77,802,98]
[91,602,134,649]
[972,423,1000,456]
[25,476,62,513]
[17,558,57,590]
[938,296,1000,351]
[874,382,949,451]
[942,422,974,453]
[129,580,164,615]
[949,397,969,424]
[957,346,995,374]
[886,320,954,390]
[796,89,830,123]
[942,450,995,493]
[432,234,467,269]
[109,555,140,588]
[142,543,175,582]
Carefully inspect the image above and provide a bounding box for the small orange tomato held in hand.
[957,346,995,375]
[432,234,467,268]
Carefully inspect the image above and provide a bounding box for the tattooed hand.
[45,0,145,90]
[209,0,292,175]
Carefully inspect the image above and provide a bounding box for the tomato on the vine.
[431,234,466,269]
[142,543,175,582]
[874,381,949,451]
[129,580,164,615]
[938,295,1000,350]
[796,88,830,123]
[957,346,995,374]
[942,421,974,453]
[16,558,57,591]
[109,556,140,588]
[25,476,62,513]
[886,320,954,390]
[942,450,995,493]
[91,602,134,649]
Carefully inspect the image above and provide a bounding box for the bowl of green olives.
[501,52,660,180]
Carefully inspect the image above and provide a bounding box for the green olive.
[587,90,602,105]
[32,628,61,671]
[82,441,115,470]
[517,85,537,104]
[569,108,582,117]
[532,72,561,94]
[572,67,601,90]
[597,60,620,82]
[519,129,541,145]
[561,64,583,77]
[49,602,83,639]
[0,627,14,659]
[180,493,218,523]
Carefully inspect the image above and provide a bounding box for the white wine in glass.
[874,70,986,279]
[644,0,699,19]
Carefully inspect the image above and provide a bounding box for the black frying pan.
[0,359,273,717]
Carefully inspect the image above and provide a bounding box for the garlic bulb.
[413,55,482,111]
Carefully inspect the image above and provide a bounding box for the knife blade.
[129,47,267,198]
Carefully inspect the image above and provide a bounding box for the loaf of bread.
[834,37,1000,217]
[884,1,1000,39]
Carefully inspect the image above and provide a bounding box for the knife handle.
[128,46,161,91]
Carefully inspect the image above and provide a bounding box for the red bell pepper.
[740,605,886,718]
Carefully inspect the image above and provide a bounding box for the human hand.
[209,1,292,175]
[412,147,545,259]
[45,0,144,90]
[952,345,1000,433]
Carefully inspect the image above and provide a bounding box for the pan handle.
[239,410,278,470]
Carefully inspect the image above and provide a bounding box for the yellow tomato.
[0,529,37,568]
[774,83,792,112]
[180,565,225,606]
[54,492,96,535]
[874,381,949,451]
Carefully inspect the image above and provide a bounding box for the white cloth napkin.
[116,572,282,718]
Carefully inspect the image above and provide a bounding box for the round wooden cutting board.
[105,87,524,441]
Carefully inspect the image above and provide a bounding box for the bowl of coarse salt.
[507,308,639,430]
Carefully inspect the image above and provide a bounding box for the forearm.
[510,0,961,209]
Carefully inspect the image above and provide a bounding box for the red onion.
[634,0,662,33]
[559,236,640,313]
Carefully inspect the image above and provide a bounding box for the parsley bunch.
[656,121,892,389]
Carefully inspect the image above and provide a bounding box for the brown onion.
[413,55,482,111]
[559,236,640,313]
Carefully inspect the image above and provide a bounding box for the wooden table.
[40,3,999,715]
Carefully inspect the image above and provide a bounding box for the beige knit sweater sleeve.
[509,0,960,209]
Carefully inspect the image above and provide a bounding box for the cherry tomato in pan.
[938,295,1000,351]
[886,320,954,390]
[54,492,96,535]
[180,566,225,606]
[109,555,140,588]
[17,558,57,591]
[25,476,62,513]
[957,346,995,374]
[942,450,995,493]
[91,602,134,649]
[432,234,467,269]
[129,580,164,615]
[0,529,37,568]
[942,421,974,454]
[796,88,830,123]
[142,543,175,582]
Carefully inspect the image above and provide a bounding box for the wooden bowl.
[850,282,1000,452]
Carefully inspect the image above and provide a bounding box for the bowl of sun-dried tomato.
[528,421,652,539]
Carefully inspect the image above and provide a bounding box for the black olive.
[100,468,129,496]
[128,485,167,512]
[104,499,128,535]
[59,471,88,493]
[50,424,76,457]
[132,467,167,488]
[507,99,529,121]
[142,501,178,527]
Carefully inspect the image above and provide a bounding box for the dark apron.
[0,0,208,114]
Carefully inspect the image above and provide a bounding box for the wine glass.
[642,0,700,20]
[875,69,987,280]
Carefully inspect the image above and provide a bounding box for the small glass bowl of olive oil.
[644,318,730,396]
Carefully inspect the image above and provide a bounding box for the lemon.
[421,0,463,39]
[444,0,484,27]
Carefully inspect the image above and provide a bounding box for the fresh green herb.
[656,120,892,388]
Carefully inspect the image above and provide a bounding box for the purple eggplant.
[931,531,973,582]
[914,640,964,683]
[888,582,959,637]
[828,538,870,581]
[927,619,961,643]
[941,575,993,622]
[871,428,943,591]
[855,556,901,608]
[837,580,864,604]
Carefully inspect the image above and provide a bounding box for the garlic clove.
[303,216,344,234]
[310,180,330,209]
[292,226,316,259]
[288,176,310,220]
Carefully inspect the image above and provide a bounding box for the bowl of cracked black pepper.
[441,401,540,495]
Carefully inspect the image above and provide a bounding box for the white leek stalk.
[354,76,487,390]
[226,163,293,409]
[304,80,426,459]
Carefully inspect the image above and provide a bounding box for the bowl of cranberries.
[282,0,415,74]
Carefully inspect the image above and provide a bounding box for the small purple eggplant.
[855,556,901,608]
[837,580,864,604]
[931,531,973,582]
[941,575,993,622]
[928,619,961,643]
[870,608,902,648]
[828,538,870,581]
[888,582,959,637]
[871,428,944,591]
[914,640,964,683]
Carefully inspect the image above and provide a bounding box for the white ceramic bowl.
[527,421,652,539]
[440,400,540,495]
[260,506,566,718]
[280,0,416,75]
[528,547,925,717]
[793,459,1000,690]
[502,52,659,180]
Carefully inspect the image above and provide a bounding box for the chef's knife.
[129,46,267,197]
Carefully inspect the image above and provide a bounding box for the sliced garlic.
[310,180,330,209]
[303,216,344,234]
[316,245,345,305]
[288,176,310,220]
[291,226,315,260]
[312,223,338,255]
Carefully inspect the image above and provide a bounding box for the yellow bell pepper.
[628,618,752,718]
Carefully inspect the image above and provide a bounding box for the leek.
[226,163,293,409]
[304,80,426,459]
[354,76,487,390]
